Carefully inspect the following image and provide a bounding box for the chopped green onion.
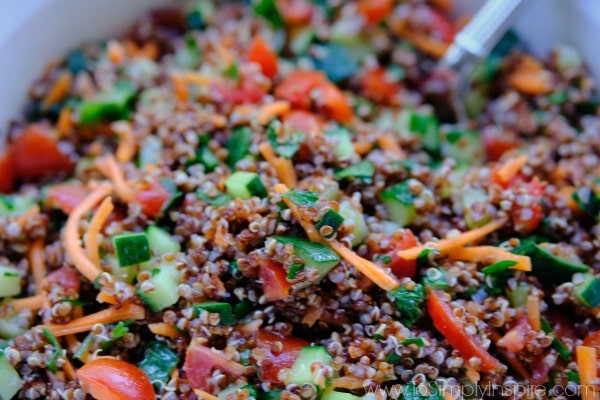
[540,318,571,361]
[253,0,284,28]
[401,337,426,347]
[481,260,518,275]
[196,191,232,206]
[42,328,62,373]
[227,126,252,168]
[267,121,306,159]
[283,189,319,206]
[193,302,235,325]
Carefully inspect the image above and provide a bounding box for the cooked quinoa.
[1,1,600,399]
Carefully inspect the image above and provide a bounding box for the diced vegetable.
[462,187,491,229]
[195,145,220,172]
[135,178,181,219]
[256,330,308,384]
[193,302,235,325]
[513,241,589,284]
[574,273,600,308]
[225,171,268,199]
[0,153,15,194]
[45,183,87,214]
[441,128,484,164]
[399,110,440,153]
[175,36,201,69]
[113,233,151,267]
[540,318,571,361]
[227,126,252,169]
[260,259,292,301]
[267,122,306,159]
[79,84,135,125]
[247,36,278,79]
[138,341,180,386]
[77,358,155,400]
[196,191,232,206]
[422,267,449,290]
[146,226,181,255]
[104,254,137,284]
[283,189,319,206]
[380,181,418,227]
[286,346,333,387]
[326,127,356,160]
[314,209,344,238]
[385,229,419,278]
[183,342,246,391]
[387,282,425,327]
[0,195,36,217]
[0,351,23,400]
[313,44,358,83]
[138,261,181,312]
[42,328,62,373]
[0,313,29,339]
[334,160,375,183]
[253,0,284,27]
[290,27,316,55]
[272,236,340,281]
[572,187,600,216]
[0,266,21,298]
[507,283,530,308]
[338,201,369,246]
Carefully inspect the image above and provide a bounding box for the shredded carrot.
[403,32,449,59]
[577,346,600,400]
[397,219,507,260]
[11,294,45,312]
[495,155,528,184]
[57,108,73,137]
[273,184,321,242]
[43,303,145,337]
[194,389,220,400]
[214,42,233,66]
[353,141,373,155]
[96,291,118,305]
[275,158,297,188]
[62,356,77,380]
[42,71,73,110]
[28,240,46,294]
[65,182,113,282]
[377,133,405,157]
[95,156,134,202]
[85,196,114,268]
[257,101,291,125]
[508,71,552,95]
[148,322,182,339]
[112,121,136,163]
[171,74,188,103]
[180,72,213,86]
[527,295,541,331]
[327,241,399,291]
[331,376,367,390]
[447,246,531,272]
[259,141,277,165]
[65,334,79,353]
[107,40,126,64]
[465,365,480,383]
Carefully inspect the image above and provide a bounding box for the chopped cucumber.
[146,226,181,255]
[113,233,151,267]
[138,135,163,169]
[0,313,28,339]
[507,283,530,308]
[138,262,180,312]
[253,0,284,28]
[286,346,333,387]
[290,26,315,55]
[79,84,135,125]
[398,110,440,153]
[380,181,417,227]
[195,145,220,172]
[315,209,344,239]
[0,266,20,298]
[326,127,356,161]
[513,242,589,284]
[227,126,252,169]
[321,181,340,201]
[462,187,491,229]
[225,171,268,199]
[574,273,600,307]
[272,236,340,281]
[193,302,235,325]
[0,195,36,217]
[313,44,358,83]
[338,201,368,246]
[0,351,23,400]
[441,129,484,164]
[283,189,319,206]
[104,254,137,283]
[334,161,375,184]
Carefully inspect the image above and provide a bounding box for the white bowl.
[0,0,599,131]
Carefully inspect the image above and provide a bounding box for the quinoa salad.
[1,0,600,399]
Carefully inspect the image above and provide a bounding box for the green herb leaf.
[138,341,180,386]
[540,318,571,361]
[267,122,306,158]
[401,337,425,347]
[223,62,240,81]
[42,328,62,373]
[283,189,319,206]
[387,283,426,327]
[196,191,233,207]
[253,0,284,28]
[334,160,375,183]
[482,260,518,275]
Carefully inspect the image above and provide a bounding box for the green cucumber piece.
[513,242,589,283]
[272,236,340,280]
[112,233,151,267]
[574,273,600,307]
[326,127,356,161]
[313,44,358,83]
[0,266,20,298]
[79,84,135,125]
[290,27,315,55]
[462,187,491,229]
[338,201,368,246]
[442,129,484,164]
[334,161,375,183]
[0,195,36,217]
[380,182,417,227]
[286,346,332,387]
[507,283,530,308]
[104,254,137,283]
[196,146,220,172]
[0,351,23,400]
[193,302,235,325]
[253,0,284,28]
[401,110,440,153]
[225,171,268,199]
[283,189,319,206]
[146,226,181,255]
[321,181,340,201]
[138,262,180,312]
[138,135,163,169]
[315,209,344,238]
[227,126,252,169]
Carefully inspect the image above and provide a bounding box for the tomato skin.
[11,124,74,180]
[259,260,292,302]
[428,8,456,43]
[247,36,278,79]
[501,315,530,353]
[317,81,353,123]
[360,67,402,104]
[0,152,15,193]
[256,330,308,384]
[529,352,550,385]
[510,178,544,235]
[46,183,88,214]
[77,358,155,400]
[46,266,80,292]
[275,70,327,109]
[212,77,266,105]
[282,110,323,135]
[276,0,314,24]
[584,331,600,354]
[357,0,394,25]
[387,229,418,278]
[427,288,502,372]
[184,341,246,391]
[482,129,521,162]
[135,179,171,218]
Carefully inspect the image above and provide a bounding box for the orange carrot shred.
[148,322,182,339]
[377,133,405,157]
[495,155,528,184]
[95,156,134,202]
[273,184,321,242]
[57,108,73,137]
[527,295,541,331]
[28,240,46,294]
[577,346,600,400]
[85,196,113,268]
[42,71,73,110]
[11,294,45,312]
[112,121,136,163]
[257,101,291,125]
[447,246,531,272]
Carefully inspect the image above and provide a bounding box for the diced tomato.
[276,0,314,24]
[212,77,266,105]
[282,110,323,135]
[510,177,544,235]
[247,36,278,79]
[275,70,327,109]
[259,260,292,302]
[501,315,531,353]
[46,266,80,292]
[360,67,402,104]
[529,352,551,385]
[45,183,88,214]
[77,358,155,400]
[482,129,521,162]
[357,0,394,26]
[183,341,246,391]
[317,81,353,123]
[135,179,171,218]
[387,229,419,278]
[11,124,74,180]
[427,288,502,372]
[256,330,308,384]
[584,331,600,355]
[428,8,456,43]
[0,152,15,193]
